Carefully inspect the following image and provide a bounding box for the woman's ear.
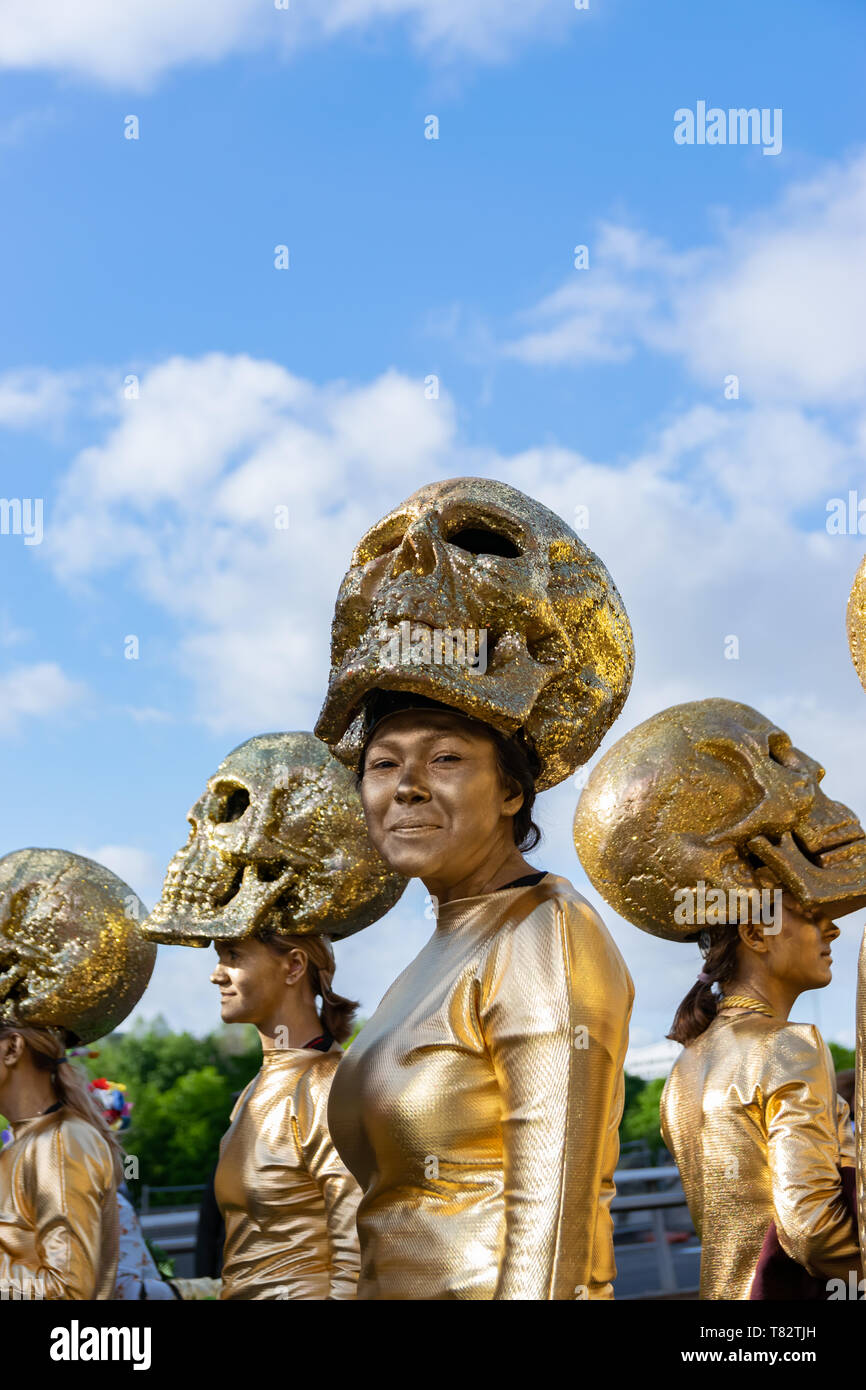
[284,947,309,988]
[0,1032,24,1065]
[737,918,768,957]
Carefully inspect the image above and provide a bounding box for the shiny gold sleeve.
[0,1120,116,1300]
[295,1063,361,1300]
[479,895,632,1301]
[766,1028,860,1282]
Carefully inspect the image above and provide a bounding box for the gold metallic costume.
[328,875,633,1300]
[214,1043,360,1300]
[0,1108,119,1300]
[661,1009,858,1300]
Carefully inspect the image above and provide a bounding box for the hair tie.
[697,971,713,984]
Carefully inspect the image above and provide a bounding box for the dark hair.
[357,691,542,852]
[256,931,359,1044]
[667,928,741,1046]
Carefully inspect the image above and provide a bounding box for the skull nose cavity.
[254,859,290,883]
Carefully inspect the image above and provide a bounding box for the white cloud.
[505,153,866,408]
[0,0,567,90]
[0,661,85,731]
[0,368,97,430]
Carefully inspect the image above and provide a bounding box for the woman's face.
[762,892,840,992]
[359,708,523,886]
[210,937,295,1026]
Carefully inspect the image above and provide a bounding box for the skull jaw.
[748,830,866,919]
[315,627,550,766]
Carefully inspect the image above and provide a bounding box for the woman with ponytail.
[0,849,156,1301]
[575,698,866,1301]
[141,732,405,1301]
[660,892,860,1299]
[190,928,364,1301]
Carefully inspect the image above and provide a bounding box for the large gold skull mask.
[847,554,866,690]
[315,477,634,790]
[143,732,406,946]
[0,848,156,1044]
[573,698,866,941]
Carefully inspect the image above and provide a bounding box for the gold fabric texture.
[328,875,633,1300]
[661,1011,859,1300]
[144,731,405,947]
[215,1043,361,1300]
[315,476,634,791]
[0,1107,118,1300]
[574,698,866,940]
[0,848,156,1044]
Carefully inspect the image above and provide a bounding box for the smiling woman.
[318,476,636,1301]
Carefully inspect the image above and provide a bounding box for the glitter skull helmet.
[143,732,406,946]
[314,477,634,789]
[847,554,866,691]
[0,848,156,1044]
[573,698,866,942]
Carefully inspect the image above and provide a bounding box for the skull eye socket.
[446,526,521,559]
[212,785,251,823]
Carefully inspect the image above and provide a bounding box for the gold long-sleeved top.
[327,874,634,1300]
[215,1043,361,1300]
[0,1106,118,1300]
[661,1011,859,1300]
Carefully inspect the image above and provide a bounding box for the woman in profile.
[574,697,865,1300]
[662,892,860,1299]
[0,1024,124,1300]
[143,731,405,1300]
[0,847,156,1301]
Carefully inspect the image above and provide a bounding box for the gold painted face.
[0,849,156,1044]
[315,476,634,791]
[143,732,406,946]
[847,555,866,691]
[573,698,866,941]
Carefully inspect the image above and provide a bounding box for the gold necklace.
[719,994,775,1018]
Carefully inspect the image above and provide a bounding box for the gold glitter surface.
[661,1012,858,1299]
[0,1107,119,1298]
[573,698,866,941]
[327,874,633,1299]
[143,731,406,946]
[847,554,866,691]
[0,848,156,1044]
[314,477,634,790]
[214,1043,360,1300]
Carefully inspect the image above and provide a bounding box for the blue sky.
[1,0,866,1050]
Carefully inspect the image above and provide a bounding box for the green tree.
[620,1077,666,1153]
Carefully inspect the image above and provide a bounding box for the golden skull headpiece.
[314,476,634,789]
[573,698,866,942]
[847,554,866,691]
[143,731,406,946]
[0,848,156,1044]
